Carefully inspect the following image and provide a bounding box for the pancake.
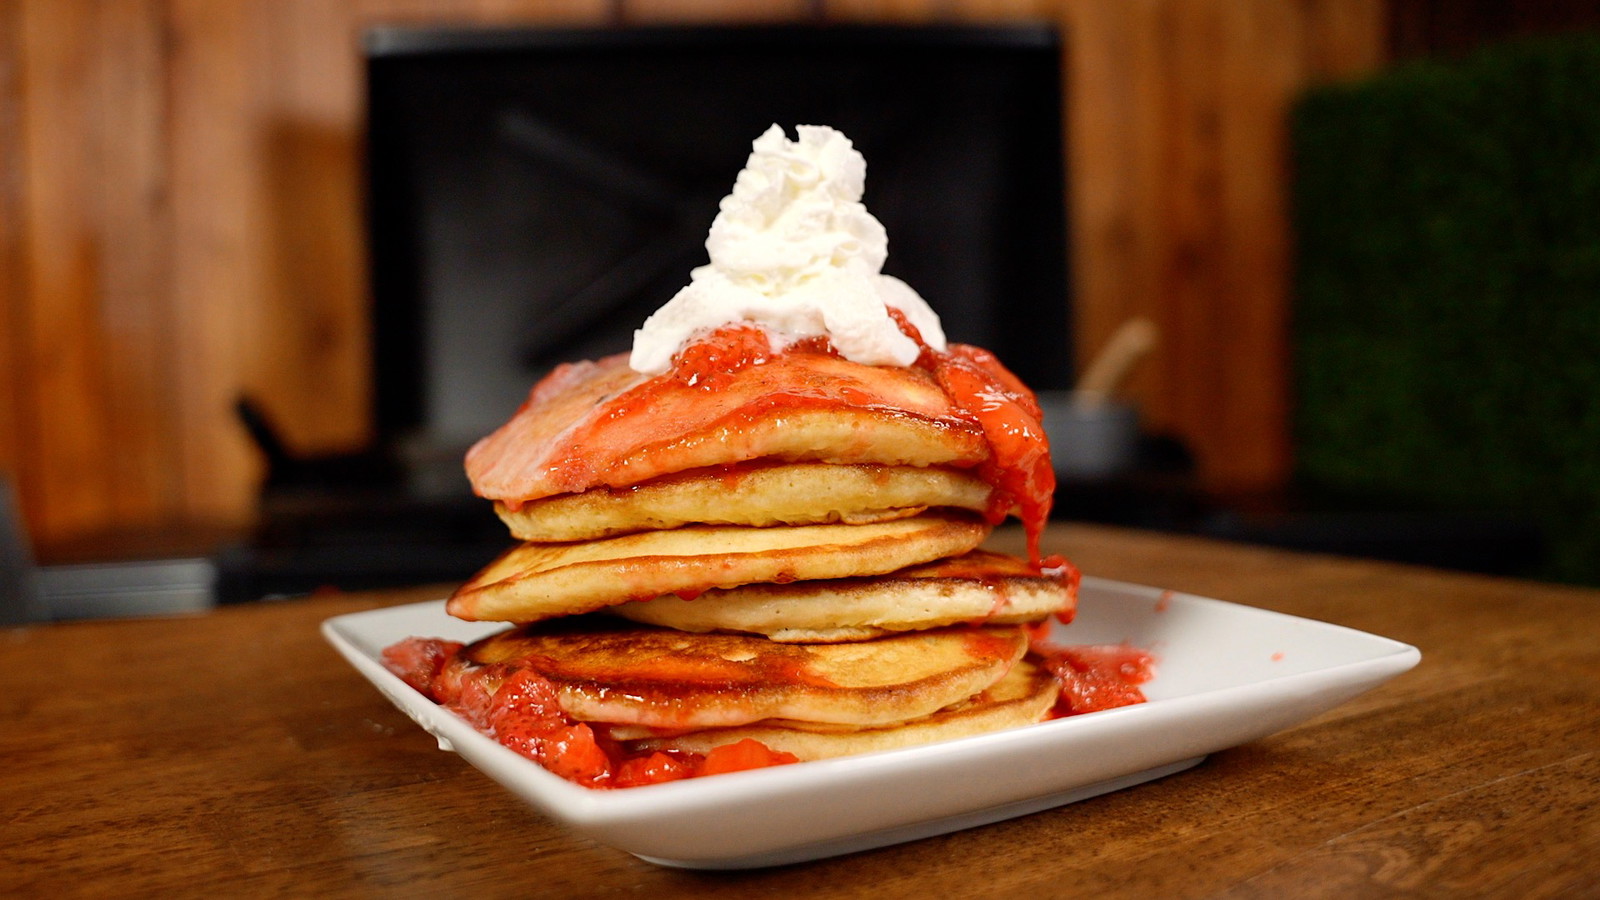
[495,463,994,542]
[621,659,1058,761]
[445,618,1031,730]
[465,351,991,506]
[610,550,1075,642]
[447,512,990,623]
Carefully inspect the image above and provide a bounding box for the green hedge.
[1291,34,1600,583]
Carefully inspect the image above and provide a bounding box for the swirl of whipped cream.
[629,124,947,375]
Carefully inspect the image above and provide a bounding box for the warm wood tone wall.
[0,0,1384,547]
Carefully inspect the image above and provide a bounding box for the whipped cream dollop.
[629,124,947,375]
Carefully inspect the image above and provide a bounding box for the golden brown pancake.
[447,512,990,623]
[620,659,1058,761]
[465,351,990,506]
[447,618,1030,730]
[495,463,994,542]
[609,550,1074,642]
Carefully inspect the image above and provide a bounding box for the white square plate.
[323,577,1419,869]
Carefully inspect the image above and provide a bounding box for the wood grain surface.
[5,523,1597,898]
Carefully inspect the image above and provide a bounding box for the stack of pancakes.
[439,350,1074,764]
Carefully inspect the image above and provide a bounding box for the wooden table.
[6,523,1598,897]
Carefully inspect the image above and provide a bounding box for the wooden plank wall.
[0,0,1384,547]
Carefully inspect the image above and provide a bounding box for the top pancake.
[465,351,989,506]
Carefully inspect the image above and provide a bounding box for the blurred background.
[3,0,1598,619]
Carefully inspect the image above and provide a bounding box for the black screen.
[366,24,1070,457]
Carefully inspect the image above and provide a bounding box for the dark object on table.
[222,396,509,604]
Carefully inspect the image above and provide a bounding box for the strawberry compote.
[381,638,798,788]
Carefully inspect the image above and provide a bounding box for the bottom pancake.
[610,550,1076,642]
[621,659,1059,761]
[444,617,1030,731]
